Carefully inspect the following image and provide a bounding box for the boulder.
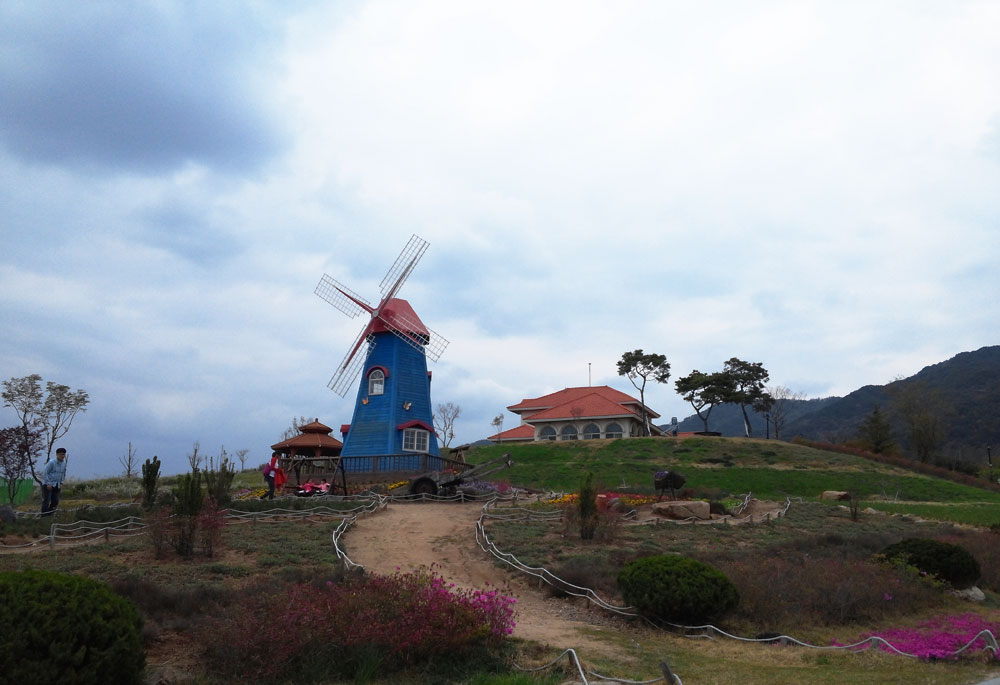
[651,500,711,520]
[0,505,16,524]
[820,491,851,501]
[954,586,986,602]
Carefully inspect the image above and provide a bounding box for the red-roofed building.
[488,386,664,443]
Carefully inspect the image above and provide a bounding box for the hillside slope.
[469,436,1000,502]
[670,346,1000,459]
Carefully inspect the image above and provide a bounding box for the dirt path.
[345,501,628,656]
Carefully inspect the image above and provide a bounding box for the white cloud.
[1,1,998,476]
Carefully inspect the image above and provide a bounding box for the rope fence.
[6,490,996,671]
[1,494,390,552]
[475,497,1000,662]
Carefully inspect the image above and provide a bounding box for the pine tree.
[858,404,895,454]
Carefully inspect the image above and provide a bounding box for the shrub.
[204,456,236,506]
[198,498,226,558]
[578,472,597,540]
[110,574,233,625]
[716,554,944,628]
[171,470,203,557]
[940,531,1000,593]
[560,499,620,543]
[878,538,981,589]
[0,569,144,684]
[546,555,618,600]
[617,554,739,625]
[140,455,160,510]
[203,568,516,682]
[146,506,171,559]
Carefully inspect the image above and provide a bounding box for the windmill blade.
[378,309,450,362]
[327,332,375,397]
[379,234,428,298]
[315,275,373,319]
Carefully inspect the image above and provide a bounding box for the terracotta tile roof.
[507,385,639,412]
[525,392,644,422]
[299,420,334,434]
[507,385,660,420]
[488,424,535,441]
[271,418,343,450]
[271,432,343,451]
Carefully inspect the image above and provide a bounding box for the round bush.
[617,554,739,625]
[0,569,145,684]
[879,538,981,589]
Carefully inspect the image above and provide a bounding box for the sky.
[2,1,998,479]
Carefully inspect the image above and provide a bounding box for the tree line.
[618,349,800,438]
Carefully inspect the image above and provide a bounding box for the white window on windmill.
[403,428,429,452]
[368,368,385,396]
[539,426,556,441]
[560,425,578,441]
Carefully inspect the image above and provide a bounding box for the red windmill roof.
[369,298,429,339]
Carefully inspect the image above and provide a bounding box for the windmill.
[315,234,448,459]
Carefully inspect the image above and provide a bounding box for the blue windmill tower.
[314,235,449,466]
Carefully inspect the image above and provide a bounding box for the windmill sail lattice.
[380,234,429,296]
[315,234,449,398]
[314,275,371,319]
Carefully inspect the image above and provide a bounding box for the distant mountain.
[665,346,1000,459]
[673,396,838,437]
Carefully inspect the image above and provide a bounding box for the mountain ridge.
[668,345,1000,461]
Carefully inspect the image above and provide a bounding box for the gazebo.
[270,420,345,493]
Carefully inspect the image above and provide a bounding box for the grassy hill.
[469,436,1000,515]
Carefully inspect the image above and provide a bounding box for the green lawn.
[470,437,1000,509]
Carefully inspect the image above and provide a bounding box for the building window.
[582,423,600,440]
[368,369,384,396]
[605,423,623,439]
[403,428,429,452]
[539,426,556,441]
[560,425,578,441]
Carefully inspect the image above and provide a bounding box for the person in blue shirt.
[41,447,68,515]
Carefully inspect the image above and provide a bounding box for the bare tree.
[119,441,139,479]
[40,381,90,463]
[434,402,461,447]
[889,381,946,462]
[208,444,229,472]
[187,441,202,471]
[490,413,504,438]
[281,416,312,441]
[767,385,805,440]
[2,374,89,482]
[234,448,250,471]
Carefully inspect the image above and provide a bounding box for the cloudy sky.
[2,1,998,478]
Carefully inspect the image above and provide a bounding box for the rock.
[954,586,986,602]
[820,491,851,501]
[863,507,881,515]
[651,500,711,520]
[0,505,16,524]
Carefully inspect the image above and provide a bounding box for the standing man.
[41,447,68,515]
